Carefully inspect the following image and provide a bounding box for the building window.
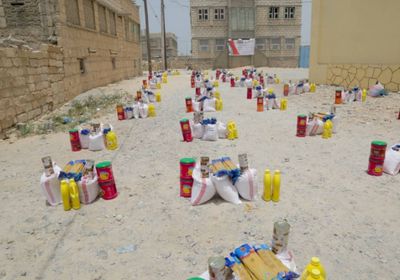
[111,57,116,69]
[214,8,225,20]
[256,38,266,50]
[285,38,295,49]
[215,39,225,51]
[78,58,86,74]
[198,9,209,21]
[130,21,140,42]
[270,38,281,50]
[109,11,116,35]
[83,0,95,29]
[98,5,107,33]
[66,0,80,25]
[269,7,279,19]
[199,39,209,52]
[285,7,295,19]
[230,7,254,31]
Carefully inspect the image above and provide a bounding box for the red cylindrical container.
[180,118,193,142]
[283,84,289,96]
[259,76,264,87]
[367,158,384,176]
[180,158,196,178]
[96,161,118,200]
[180,177,193,197]
[148,74,152,80]
[191,76,195,88]
[296,114,307,137]
[247,88,252,99]
[257,97,264,112]
[142,79,147,87]
[335,89,342,104]
[116,104,125,120]
[69,129,81,151]
[222,75,226,83]
[216,70,221,80]
[195,87,201,96]
[369,141,387,160]
[249,73,254,79]
[230,77,235,87]
[185,97,193,113]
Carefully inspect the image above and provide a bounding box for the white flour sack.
[202,124,218,141]
[78,175,100,204]
[191,168,216,206]
[89,133,105,151]
[217,122,227,139]
[192,123,204,139]
[383,145,400,175]
[132,103,139,119]
[234,169,258,201]
[306,118,324,136]
[203,98,216,112]
[211,175,241,204]
[193,100,201,112]
[139,103,149,118]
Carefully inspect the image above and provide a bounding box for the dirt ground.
[0,68,399,280]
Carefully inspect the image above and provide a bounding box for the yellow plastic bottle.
[215,99,222,111]
[306,269,323,280]
[280,99,287,111]
[322,121,330,139]
[362,89,367,102]
[275,77,280,84]
[156,92,161,102]
[106,131,118,150]
[148,103,156,117]
[162,77,167,84]
[60,180,71,211]
[301,257,326,280]
[69,179,81,210]
[326,120,333,138]
[214,91,221,100]
[272,170,281,202]
[310,83,316,93]
[156,82,161,89]
[213,80,219,88]
[262,169,272,201]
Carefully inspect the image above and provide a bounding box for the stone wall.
[326,64,400,92]
[0,45,66,132]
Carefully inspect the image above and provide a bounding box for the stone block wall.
[0,45,66,132]
[326,64,400,92]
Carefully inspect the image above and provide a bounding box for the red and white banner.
[228,38,255,56]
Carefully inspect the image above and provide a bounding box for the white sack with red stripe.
[190,168,216,206]
[211,175,242,205]
[40,165,62,206]
[78,175,100,204]
[234,169,258,201]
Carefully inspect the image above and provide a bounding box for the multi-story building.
[190,0,302,68]
[0,0,141,132]
[141,32,178,60]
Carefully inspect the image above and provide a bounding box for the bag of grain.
[202,124,218,141]
[211,175,241,204]
[89,133,105,151]
[191,167,216,206]
[78,175,99,204]
[383,145,400,175]
[203,98,216,112]
[234,169,258,201]
[217,122,227,139]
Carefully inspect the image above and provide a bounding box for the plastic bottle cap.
[274,170,280,174]
[311,257,320,265]
[264,169,270,174]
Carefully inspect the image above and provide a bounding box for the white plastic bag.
[139,103,148,118]
[40,165,62,206]
[191,168,216,206]
[303,83,310,92]
[245,79,253,88]
[203,98,216,112]
[192,123,204,139]
[193,100,201,112]
[217,122,227,139]
[306,118,324,136]
[78,175,100,204]
[79,130,90,149]
[383,146,400,175]
[234,169,258,201]
[211,175,241,204]
[133,103,139,119]
[89,133,105,151]
[332,116,339,134]
[202,124,218,141]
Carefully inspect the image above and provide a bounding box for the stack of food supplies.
[40,157,116,210]
[338,86,365,103]
[368,82,388,97]
[69,123,118,152]
[192,91,220,112]
[190,117,230,141]
[188,155,258,206]
[306,113,338,136]
[383,144,400,175]
[117,89,158,120]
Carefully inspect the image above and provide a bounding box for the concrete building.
[309,0,400,91]
[141,32,178,60]
[190,0,302,68]
[0,0,141,132]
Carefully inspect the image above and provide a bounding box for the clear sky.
[138,0,312,55]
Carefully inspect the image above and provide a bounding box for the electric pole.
[143,0,152,76]
[160,0,167,70]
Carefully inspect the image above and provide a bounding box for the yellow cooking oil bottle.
[60,180,71,211]
[148,103,156,117]
[69,179,81,210]
[301,257,326,280]
[306,269,323,280]
[322,121,330,139]
[272,170,281,202]
[263,169,272,201]
[156,91,161,102]
[326,120,333,138]
[106,130,118,150]
[362,89,367,102]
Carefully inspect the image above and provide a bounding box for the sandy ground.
[0,68,399,280]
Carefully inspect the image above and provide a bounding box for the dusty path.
[0,68,399,280]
